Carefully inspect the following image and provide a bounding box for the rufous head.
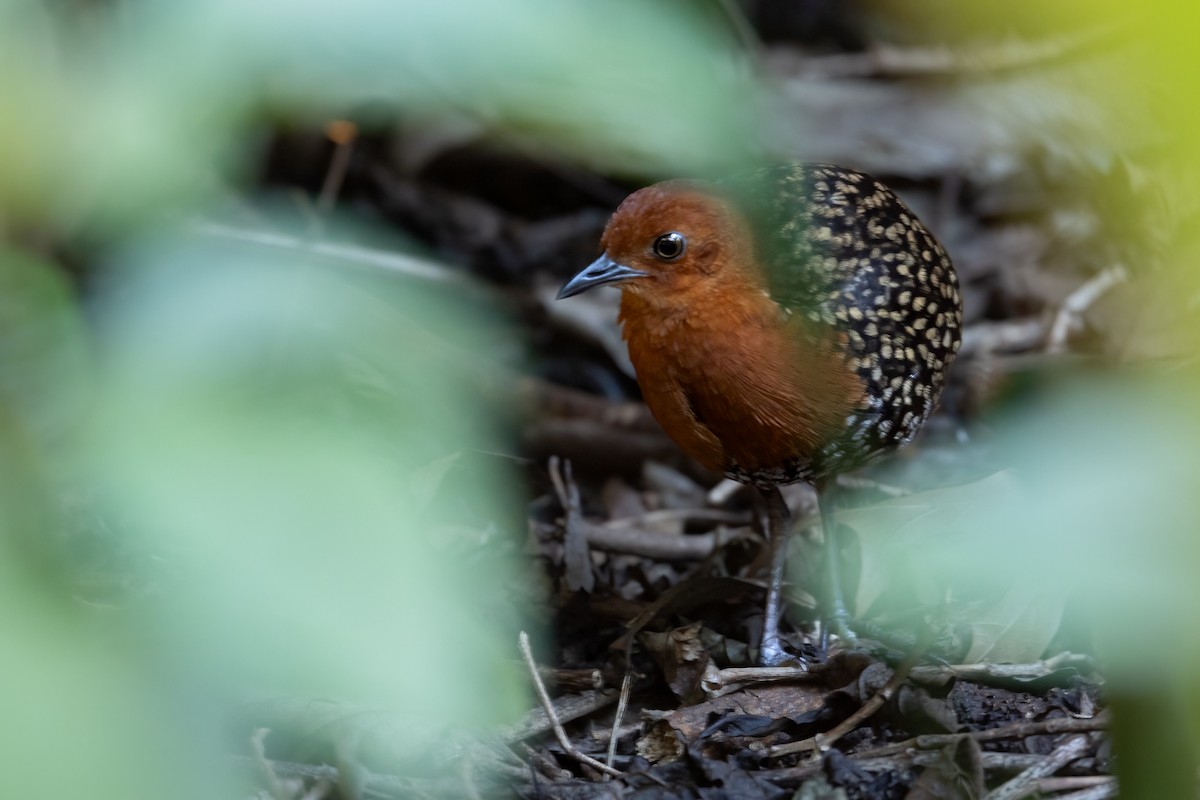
[557,181,758,304]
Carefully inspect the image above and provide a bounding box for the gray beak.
[556,254,647,299]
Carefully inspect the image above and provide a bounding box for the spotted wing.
[733,164,963,475]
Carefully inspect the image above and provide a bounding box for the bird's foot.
[817,607,860,658]
[758,636,806,668]
[828,591,858,643]
[827,616,859,648]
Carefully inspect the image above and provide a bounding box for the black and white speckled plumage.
[723,164,962,485]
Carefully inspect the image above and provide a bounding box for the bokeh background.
[2,0,1198,797]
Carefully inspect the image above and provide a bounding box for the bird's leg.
[817,482,857,647]
[757,485,796,666]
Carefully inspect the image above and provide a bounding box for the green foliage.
[0,249,212,798]
[0,0,762,792]
[89,236,526,712]
[846,373,1200,793]
[0,0,762,231]
[4,0,1199,795]
[0,248,92,451]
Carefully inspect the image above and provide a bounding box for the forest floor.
[242,8,1165,799]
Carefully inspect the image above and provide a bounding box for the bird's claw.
[758,637,806,668]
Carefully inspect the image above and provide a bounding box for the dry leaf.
[965,584,1066,664]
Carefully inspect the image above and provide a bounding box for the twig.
[909,651,1097,685]
[1054,783,1117,800]
[251,728,300,800]
[985,735,1093,800]
[959,317,1049,357]
[520,743,573,782]
[770,634,933,758]
[603,508,751,529]
[499,688,621,743]
[701,665,814,694]
[706,478,744,506]
[765,750,1099,785]
[537,666,605,691]
[517,631,623,778]
[828,712,1109,764]
[606,668,634,769]
[549,457,594,592]
[1037,776,1113,792]
[317,120,358,214]
[1047,266,1126,353]
[584,522,745,560]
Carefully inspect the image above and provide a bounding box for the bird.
[557,163,963,665]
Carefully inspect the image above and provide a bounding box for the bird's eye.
[652,232,686,261]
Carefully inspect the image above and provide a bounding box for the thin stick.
[1053,784,1117,800]
[960,317,1048,356]
[909,651,1096,685]
[317,120,357,214]
[1047,266,1126,353]
[764,750,1099,785]
[518,631,623,778]
[250,728,296,800]
[537,666,604,691]
[602,508,751,529]
[520,743,572,782]
[771,631,932,758]
[606,668,634,768]
[824,712,1108,765]
[499,688,620,743]
[707,477,744,506]
[1037,776,1113,792]
[548,456,594,592]
[703,665,814,692]
[584,523,744,560]
[986,734,1092,800]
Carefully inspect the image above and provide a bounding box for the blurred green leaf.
[905,736,984,800]
[85,231,527,730]
[0,0,764,231]
[0,408,225,799]
[845,373,1200,671]
[963,585,1065,665]
[859,372,1200,676]
[840,472,1019,620]
[0,248,93,452]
